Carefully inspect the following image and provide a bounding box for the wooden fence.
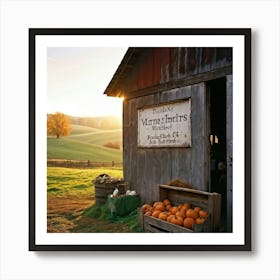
[47,159,122,168]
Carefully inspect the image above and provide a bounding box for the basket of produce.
[92,174,126,205]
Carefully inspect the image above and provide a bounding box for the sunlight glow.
[47,47,128,117]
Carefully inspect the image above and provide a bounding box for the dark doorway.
[208,77,227,231]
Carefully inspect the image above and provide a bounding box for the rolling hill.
[47,124,123,162]
[68,125,122,146]
[68,124,103,135]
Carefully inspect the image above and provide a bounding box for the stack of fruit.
[141,199,208,230]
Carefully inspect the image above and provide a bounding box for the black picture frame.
[29,28,251,251]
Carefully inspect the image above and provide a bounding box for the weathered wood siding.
[118,47,232,205]
[226,75,233,231]
[119,48,232,98]
[123,83,210,204]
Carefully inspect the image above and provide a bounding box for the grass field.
[46,124,139,233]
[47,167,141,233]
[47,124,122,162]
[68,124,103,135]
[68,125,122,146]
[47,138,122,162]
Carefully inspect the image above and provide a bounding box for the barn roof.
[104,47,232,99]
[104,47,142,98]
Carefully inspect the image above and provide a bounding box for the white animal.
[128,190,137,196]
[126,190,131,195]
[112,187,119,197]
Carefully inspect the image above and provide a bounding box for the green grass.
[47,124,122,162]
[83,203,143,232]
[47,167,123,197]
[69,124,103,135]
[47,137,122,162]
[47,121,134,233]
[68,130,122,146]
[47,167,142,233]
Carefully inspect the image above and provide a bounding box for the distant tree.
[47,112,72,138]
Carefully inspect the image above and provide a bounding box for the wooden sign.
[138,99,191,148]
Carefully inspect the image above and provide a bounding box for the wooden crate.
[139,209,210,233]
[139,184,221,233]
[94,182,127,205]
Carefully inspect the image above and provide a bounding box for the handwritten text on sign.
[138,100,191,148]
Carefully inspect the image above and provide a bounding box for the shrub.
[103,142,120,150]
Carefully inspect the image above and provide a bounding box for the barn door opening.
[207,77,228,231]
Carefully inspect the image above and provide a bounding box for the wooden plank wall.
[123,83,209,204]
[122,48,232,95]
[226,74,233,232]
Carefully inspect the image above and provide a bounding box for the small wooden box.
[139,184,221,233]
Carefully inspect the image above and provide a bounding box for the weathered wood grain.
[190,83,209,191]
[110,47,232,234]
[213,193,222,231]
[140,209,211,233]
[124,66,232,100]
[123,82,212,204]
[144,215,193,233]
[226,74,233,232]
[158,185,221,232]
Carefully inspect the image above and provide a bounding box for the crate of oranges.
[139,184,221,233]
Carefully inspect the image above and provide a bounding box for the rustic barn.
[104,47,232,231]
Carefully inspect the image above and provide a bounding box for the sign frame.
[137,98,192,148]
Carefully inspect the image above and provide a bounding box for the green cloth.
[107,195,140,217]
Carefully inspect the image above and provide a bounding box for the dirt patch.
[71,216,132,233]
[47,195,93,232]
[48,195,93,215]
[47,216,75,233]
[47,195,136,233]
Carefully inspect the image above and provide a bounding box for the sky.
[47,47,128,118]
